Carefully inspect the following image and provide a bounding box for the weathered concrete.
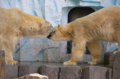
[18,64,39,77]
[112,52,120,79]
[60,66,81,79]
[5,65,18,79]
[104,52,115,67]
[39,64,112,79]
[39,65,59,79]
[0,50,5,79]
[82,66,111,79]
[39,65,82,79]
[104,52,120,79]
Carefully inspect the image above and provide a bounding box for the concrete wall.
[0,0,119,62]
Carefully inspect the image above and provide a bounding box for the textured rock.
[5,65,18,79]
[112,52,120,79]
[104,52,115,67]
[14,73,48,79]
[60,66,81,79]
[0,50,5,79]
[0,50,5,67]
[19,65,39,77]
[39,64,113,79]
[39,65,59,79]
[82,66,111,79]
[39,65,82,79]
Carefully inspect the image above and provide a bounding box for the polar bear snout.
[47,33,52,38]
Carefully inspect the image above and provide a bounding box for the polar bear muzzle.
[47,28,55,38]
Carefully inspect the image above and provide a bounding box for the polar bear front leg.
[5,52,18,65]
[2,40,18,65]
[64,39,86,66]
[87,41,102,65]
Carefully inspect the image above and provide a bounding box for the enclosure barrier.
[1,51,120,79]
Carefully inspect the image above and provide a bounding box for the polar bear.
[47,6,120,65]
[0,7,54,64]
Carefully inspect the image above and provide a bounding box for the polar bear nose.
[47,25,55,38]
[47,33,52,38]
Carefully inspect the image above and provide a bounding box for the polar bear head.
[19,16,54,38]
[47,24,72,41]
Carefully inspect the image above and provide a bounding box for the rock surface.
[5,65,18,79]
[39,65,59,79]
[112,52,120,79]
[82,66,111,79]
[14,73,48,79]
[0,50,5,79]
[39,64,111,79]
[19,64,40,77]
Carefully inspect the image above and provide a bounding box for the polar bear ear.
[58,24,65,34]
[58,24,61,27]
[58,24,62,30]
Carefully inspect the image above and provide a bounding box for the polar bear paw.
[63,61,76,66]
[6,59,18,65]
[88,61,97,65]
